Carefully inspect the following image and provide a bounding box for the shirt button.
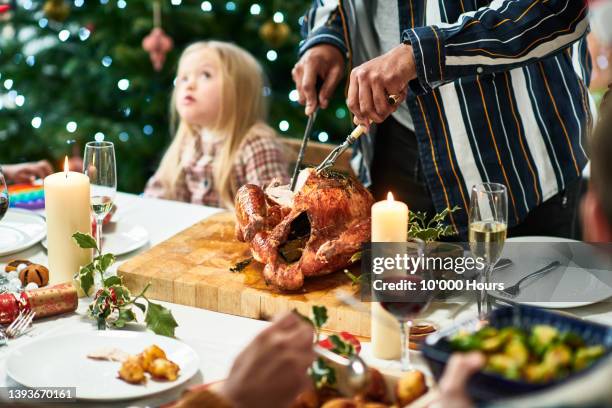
[476,67,484,74]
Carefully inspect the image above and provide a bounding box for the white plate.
[42,222,149,256]
[6,331,200,401]
[0,209,46,256]
[489,236,612,309]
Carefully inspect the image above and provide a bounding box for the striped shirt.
[299,0,595,237]
[144,124,289,208]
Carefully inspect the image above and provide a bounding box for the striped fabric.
[299,0,594,237]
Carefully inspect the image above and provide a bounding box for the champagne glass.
[0,166,8,222]
[374,240,434,371]
[469,183,508,320]
[83,141,116,252]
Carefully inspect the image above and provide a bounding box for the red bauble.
[142,27,174,71]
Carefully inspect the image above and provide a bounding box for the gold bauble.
[259,20,290,48]
[44,0,70,22]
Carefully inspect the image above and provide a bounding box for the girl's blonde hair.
[154,40,274,208]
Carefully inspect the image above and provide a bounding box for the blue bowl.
[421,305,612,402]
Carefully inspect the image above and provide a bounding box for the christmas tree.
[0,0,352,192]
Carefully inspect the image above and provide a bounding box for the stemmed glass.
[83,141,117,252]
[0,166,8,222]
[374,240,434,371]
[468,183,508,320]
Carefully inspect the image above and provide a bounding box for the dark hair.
[590,88,612,226]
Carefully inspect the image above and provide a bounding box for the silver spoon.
[313,344,368,393]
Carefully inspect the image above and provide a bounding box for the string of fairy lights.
[1,0,350,145]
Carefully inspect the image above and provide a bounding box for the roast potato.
[148,358,180,381]
[118,356,146,384]
[320,398,358,408]
[139,344,167,371]
[395,369,427,406]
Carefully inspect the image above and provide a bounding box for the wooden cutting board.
[117,212,371,337]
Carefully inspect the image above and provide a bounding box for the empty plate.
[0,209,46,256]
[488,236,612,308]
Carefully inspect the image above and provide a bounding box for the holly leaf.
[72,232,98,251]
[78,264,95,295]
[115,308,136,328]
[98,253,116,272]
[310,357,337,389]
[104,276,122,287]
[145,301,178,337]
[312,305,328,331]
[328,334,354,357]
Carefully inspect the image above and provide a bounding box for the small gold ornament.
[43,0,70,22]
[259,20,290,48]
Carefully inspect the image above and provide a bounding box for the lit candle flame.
[63,156,69,177]
[386,192,394,202]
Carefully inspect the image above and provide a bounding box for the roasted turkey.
[235,168,374,290]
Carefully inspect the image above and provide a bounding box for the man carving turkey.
[293,0,593,239]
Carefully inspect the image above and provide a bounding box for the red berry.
[318,338,333,350]
[108,287,117,303]
[317,331,361,354]
[340,331,361,354]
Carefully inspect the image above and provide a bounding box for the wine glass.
[83,141,117,252]
[374,240,434,371]
[469,182,508,320]
[0,166,8,222]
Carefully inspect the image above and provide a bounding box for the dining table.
[1,192,612,407]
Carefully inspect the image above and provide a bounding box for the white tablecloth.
[1,192,611,407]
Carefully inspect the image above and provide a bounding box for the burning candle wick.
[63,156,69,179]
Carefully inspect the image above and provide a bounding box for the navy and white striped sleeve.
[402,0,589,94]
[298,0,348,58]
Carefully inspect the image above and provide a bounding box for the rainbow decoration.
[8,183,45,210]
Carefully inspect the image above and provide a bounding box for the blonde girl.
[144,41,289,208]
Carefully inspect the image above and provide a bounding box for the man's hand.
[347,43,416,129]
[219,312,316,408]
[292,44,346,115]
[434,352,485,408]
[2,160,53,183]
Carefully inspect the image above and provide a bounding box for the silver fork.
[502,261,560,297]
[0,310,36,345]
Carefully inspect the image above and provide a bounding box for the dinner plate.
[6,331,200,401]
[42,222,149,256]
[0,209,46,256]
[488,236,612,309]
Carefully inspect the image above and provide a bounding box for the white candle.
[371,192,408,359]
[44,157,92,291]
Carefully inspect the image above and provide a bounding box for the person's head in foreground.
[153,40,280,207]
